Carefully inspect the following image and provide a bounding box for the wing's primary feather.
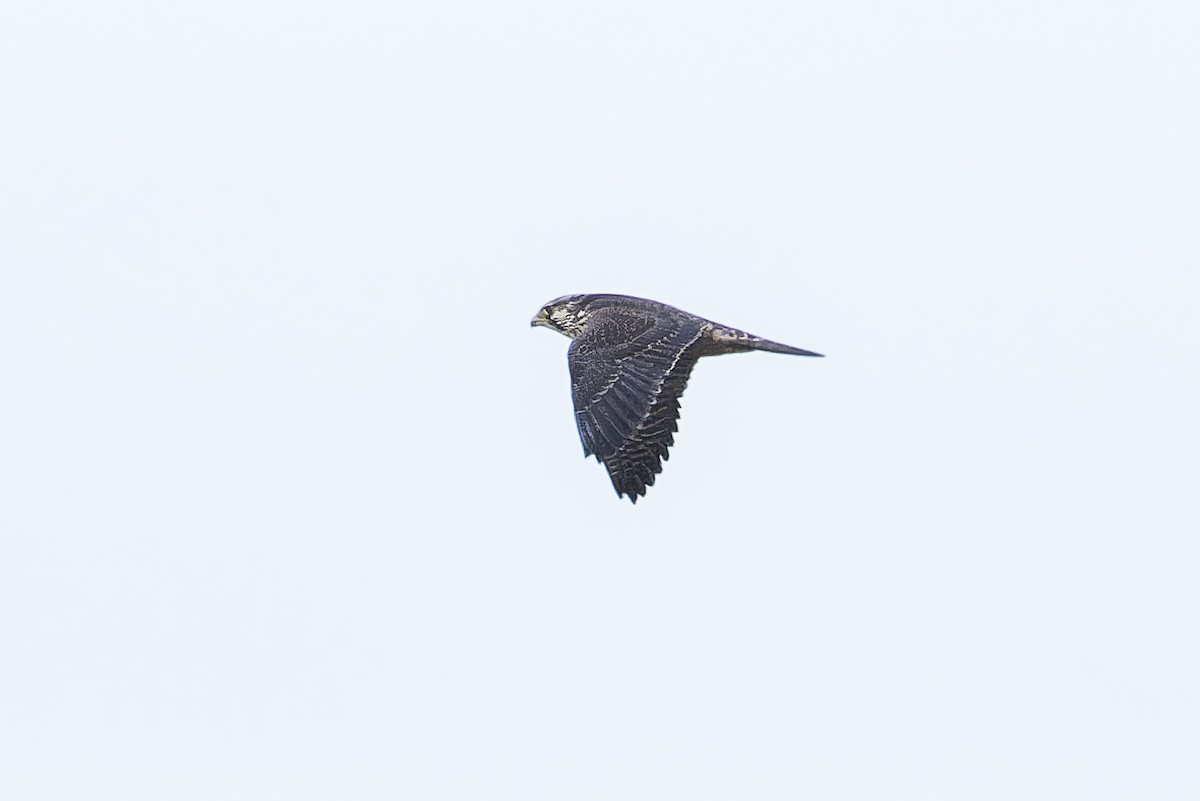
[568,309,706,501]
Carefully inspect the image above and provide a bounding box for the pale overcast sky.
[2,1,1198,799]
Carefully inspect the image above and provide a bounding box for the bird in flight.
[532,293,823,503]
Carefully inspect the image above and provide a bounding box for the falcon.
[531,293,823,503]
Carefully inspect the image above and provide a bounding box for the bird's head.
[531,295,590,338]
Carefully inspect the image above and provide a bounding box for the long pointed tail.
[710,325,824,357]
[750,338,824,357]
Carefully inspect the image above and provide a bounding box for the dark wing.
[568,309,706,502]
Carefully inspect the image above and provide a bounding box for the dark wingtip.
[619,484,648,503]
[615,484,645,504]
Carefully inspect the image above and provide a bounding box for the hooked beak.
[530,309,549,328]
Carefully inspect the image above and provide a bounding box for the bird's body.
[532,294,822,503]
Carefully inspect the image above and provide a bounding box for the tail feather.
[749,338,824,357]
[711,325,824,357]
